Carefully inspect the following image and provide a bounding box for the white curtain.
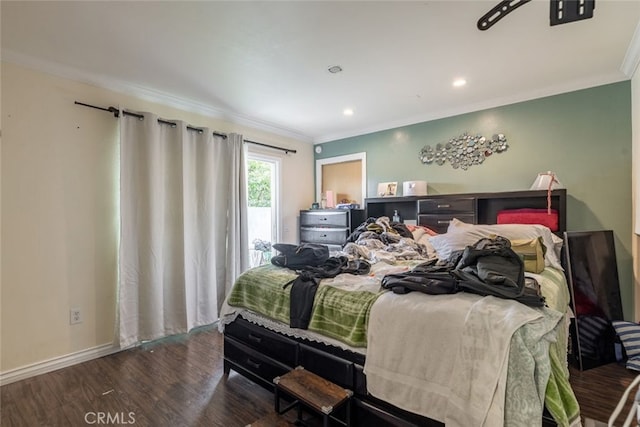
[118,112,248,348]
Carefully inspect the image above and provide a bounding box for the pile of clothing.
[340,217,432,263]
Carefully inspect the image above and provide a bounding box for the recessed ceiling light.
[328,65,343,74]
[343,108,354,116]
[453,78,467,87]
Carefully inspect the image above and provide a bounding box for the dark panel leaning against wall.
[315,81,633,319]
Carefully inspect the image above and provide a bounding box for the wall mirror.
[315,152,367,207]
[563,230,624,370]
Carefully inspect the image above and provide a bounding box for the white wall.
[0,61,314,375]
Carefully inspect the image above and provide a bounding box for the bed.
[219,198,581,426]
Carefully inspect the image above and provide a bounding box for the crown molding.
[622,20,640,77]
[4,46,634,146]
[1,49,312,143]
[315,72,629,144]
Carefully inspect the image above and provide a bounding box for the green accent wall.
[316,81,634,318]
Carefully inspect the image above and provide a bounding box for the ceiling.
[2,1,640,143]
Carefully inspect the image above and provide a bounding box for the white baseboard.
[1,343,121,386]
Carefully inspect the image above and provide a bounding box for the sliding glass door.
[247,153,280,268]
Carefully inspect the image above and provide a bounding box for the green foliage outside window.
[248,160,271,207]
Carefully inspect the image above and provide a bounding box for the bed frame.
[223,189,568,426]
[224,316,449,426]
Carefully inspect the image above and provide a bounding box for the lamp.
[530,171,563,191]
[530,171,563,214]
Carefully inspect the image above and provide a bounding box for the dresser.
[299,209,363,250]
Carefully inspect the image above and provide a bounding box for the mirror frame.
[315,152,367,207]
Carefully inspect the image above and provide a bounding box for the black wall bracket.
[478,0,532,31]
[478,0,595,31]
[550,0,595,26]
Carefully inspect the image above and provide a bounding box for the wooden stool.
[273,366,353,427]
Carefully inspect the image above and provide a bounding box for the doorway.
[247,154,280,267]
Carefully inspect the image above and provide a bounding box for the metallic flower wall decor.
[419,133,508,170]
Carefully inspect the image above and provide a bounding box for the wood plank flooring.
[1,325,637,426]
[569,362,638,424]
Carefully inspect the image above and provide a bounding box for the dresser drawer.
[224,337,292,384]
[418,213,476,233]
[298,343,354,389]
[300,210,349,227]
[418,197,476,214]
[225,318,298,367]
[300,227,349,245]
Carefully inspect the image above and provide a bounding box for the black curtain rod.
[74,101,296,154]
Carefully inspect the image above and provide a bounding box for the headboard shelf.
[365,189,566,234]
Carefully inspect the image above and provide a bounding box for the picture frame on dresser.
[376,182,397,197]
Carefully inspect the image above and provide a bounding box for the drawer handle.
[321,234,327,237]
[437,204,451,208]
[437,220,451,224]
[247,333,262,344]
[246,358,262,370]
[320,217,328,221]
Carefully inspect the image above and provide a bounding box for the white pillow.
[445,218,563,270]
[415,233,438,259]
[427,232,484,261]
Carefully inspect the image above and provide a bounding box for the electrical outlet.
[70,308,82,325]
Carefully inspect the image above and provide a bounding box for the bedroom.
[2,1,640,426]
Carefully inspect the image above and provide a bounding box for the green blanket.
[226,264,382,347]
[517,268,581,427]
[226,264,294,325]
[308,284,380,346]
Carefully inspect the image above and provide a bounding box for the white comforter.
[364,290,562,426]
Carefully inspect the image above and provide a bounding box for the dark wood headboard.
[364,189,567,234]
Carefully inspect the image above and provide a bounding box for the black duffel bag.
[271,243,330,269]
[381,258,459,295]
[452,236,545,307]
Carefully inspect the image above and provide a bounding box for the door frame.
[247,151,282,246]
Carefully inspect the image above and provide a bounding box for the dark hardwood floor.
[569,362,638,424]
[1,326,284,427]
[1,325,638,426]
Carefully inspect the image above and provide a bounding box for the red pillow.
[497,208,559,231]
